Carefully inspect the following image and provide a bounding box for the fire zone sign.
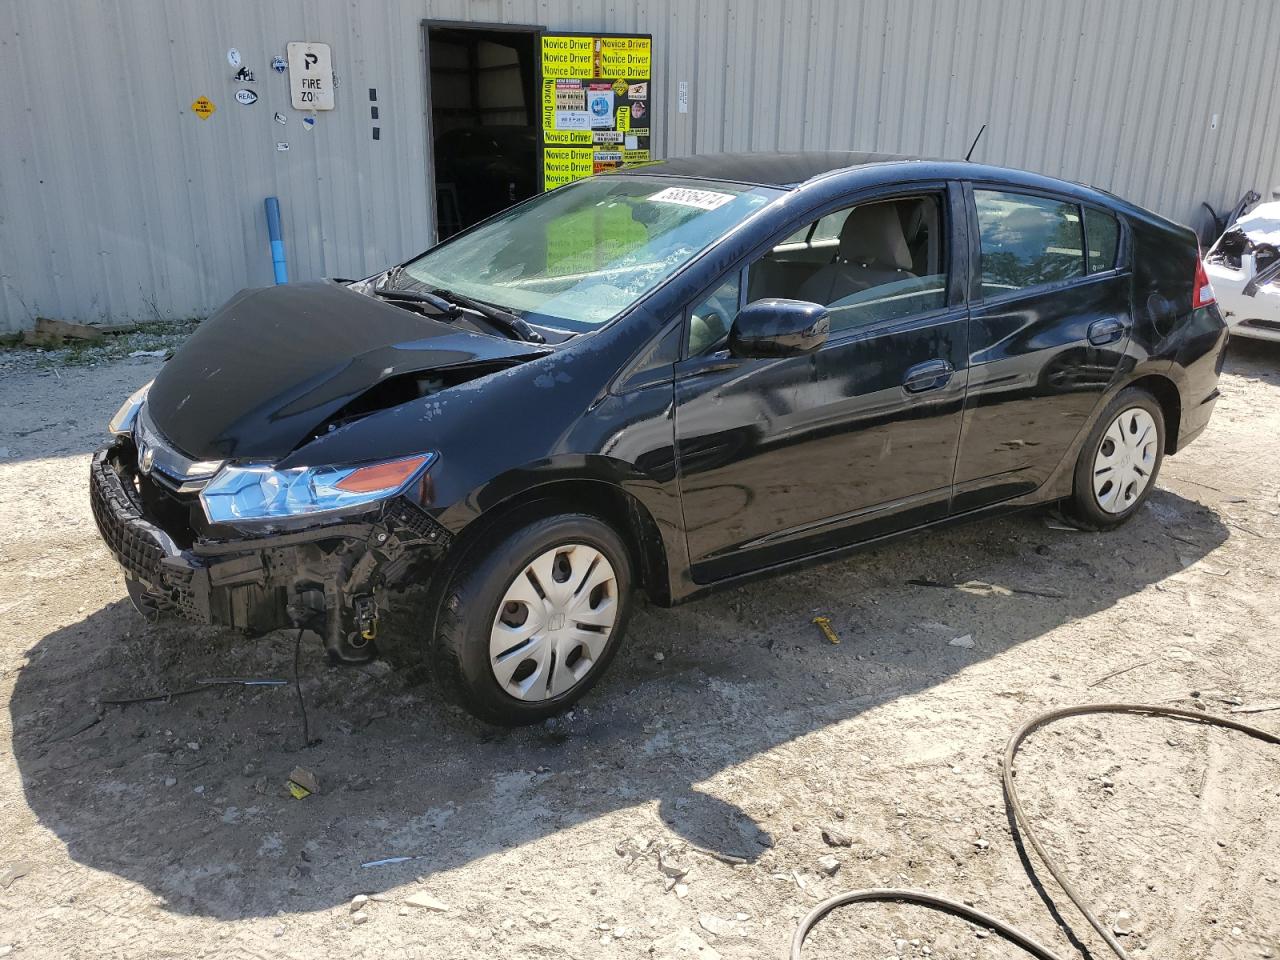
[287,42,334,111]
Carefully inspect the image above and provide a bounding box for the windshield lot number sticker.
[649,187,735,211]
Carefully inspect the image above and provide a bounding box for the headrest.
[838,202,913,271]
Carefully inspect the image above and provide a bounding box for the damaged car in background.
[1204,192,1280,343]
[93,152,1226,724]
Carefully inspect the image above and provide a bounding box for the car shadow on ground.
[9,489,1228,919]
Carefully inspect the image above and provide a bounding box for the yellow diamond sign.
[191,96,216,120]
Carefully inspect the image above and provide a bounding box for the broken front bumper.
[89,443,452,656]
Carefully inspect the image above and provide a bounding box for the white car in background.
[1204,200,1280,343]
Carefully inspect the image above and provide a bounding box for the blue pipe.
[264,196,288,284]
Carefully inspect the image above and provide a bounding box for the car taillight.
[1193,252,1215,309]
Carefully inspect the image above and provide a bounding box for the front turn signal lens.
[335,455,432,493]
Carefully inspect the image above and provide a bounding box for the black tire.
[1061,386,1166,531]
[431,511,633,725]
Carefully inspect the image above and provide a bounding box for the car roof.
[622,150,1164,225]
[607,151,1189,238]
[625,151,912,188]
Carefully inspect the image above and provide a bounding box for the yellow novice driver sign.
[539,33,652,191]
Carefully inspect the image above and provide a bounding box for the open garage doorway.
[425,21,542,241]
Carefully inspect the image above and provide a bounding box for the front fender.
[437,453,670,527]
[430,359,686,603]
[429,454,688,608]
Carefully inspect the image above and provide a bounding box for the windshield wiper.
[373,265,461,315]
[375,267,544,344]
[373,284,461,317]
[429,288,545,344]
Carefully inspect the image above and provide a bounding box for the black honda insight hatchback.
[93,152,1227,723]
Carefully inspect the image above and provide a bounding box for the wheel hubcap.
[1092,406,1158,514]
[489,544,619,702]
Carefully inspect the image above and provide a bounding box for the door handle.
[1088,316,1126,346]
[903,359,954,393]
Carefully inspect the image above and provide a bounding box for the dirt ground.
[1,340,1279,960]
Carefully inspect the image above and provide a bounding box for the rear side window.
[975,190,1084,296]
[1084,208,1120,273]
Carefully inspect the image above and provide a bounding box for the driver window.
[745,194,948,334]
[687,273,741,355]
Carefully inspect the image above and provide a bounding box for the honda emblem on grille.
[138,442,154,474]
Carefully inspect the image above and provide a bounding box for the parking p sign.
[286,42,334,111]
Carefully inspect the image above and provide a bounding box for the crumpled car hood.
[147,280,547,461]
[1227,201,1280,246]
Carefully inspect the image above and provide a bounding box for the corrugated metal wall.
[3,0,1279,332]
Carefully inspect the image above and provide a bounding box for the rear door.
[953,186,1131,511]
[674,183,970,582]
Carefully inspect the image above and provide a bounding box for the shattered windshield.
[402,175,782,333]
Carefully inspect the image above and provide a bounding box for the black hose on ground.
[791,888,1064,960]
[101,677,287,706]
[789,703,1280,960]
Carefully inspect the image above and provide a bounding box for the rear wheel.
[431,512,633,725]
[1062,387,1165,530]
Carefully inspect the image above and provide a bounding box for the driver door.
[674,184,970,582]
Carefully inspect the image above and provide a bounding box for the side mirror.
[728,299,830,359]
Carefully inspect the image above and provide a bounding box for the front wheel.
[1061,387,1165,530]
[431,512,633,725]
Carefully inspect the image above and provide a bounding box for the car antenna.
[964,123,987,162]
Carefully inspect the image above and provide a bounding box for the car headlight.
[199,453,436,524]
[108,381,152,436]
